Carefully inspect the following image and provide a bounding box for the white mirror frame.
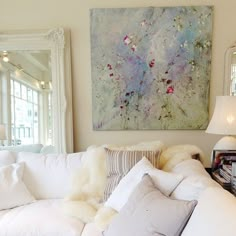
[0,28,73,153]
[224,42,236,95]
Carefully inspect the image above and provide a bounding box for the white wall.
[1,0,236,166]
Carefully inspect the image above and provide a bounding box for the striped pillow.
[104,148,160,201]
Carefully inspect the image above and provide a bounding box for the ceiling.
[0,50,52,84]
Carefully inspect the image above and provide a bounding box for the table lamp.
[0,124,6,145]
[206,96,236,150]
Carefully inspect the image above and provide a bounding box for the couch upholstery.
[0,144,56,154]
[0,143,235,236]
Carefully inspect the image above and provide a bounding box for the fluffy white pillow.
[105,157,183,212]
[17,152,84,199]
[0,163,35,210]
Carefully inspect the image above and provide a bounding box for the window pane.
[21,85,27,100]
[14,81,21,97]
[20,127,25,138]
[10,79,40,145]
[27,103,33,121]
[15,98,26,124]
[33,91,38,104]
[34,104,38,120]
[27,88,32,102]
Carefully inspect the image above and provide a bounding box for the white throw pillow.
[0,163,35,210]
[16,152,84,199]
[105,157,183,212]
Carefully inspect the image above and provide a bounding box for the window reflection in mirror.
[230,52,236,96]
[0,50,53,146]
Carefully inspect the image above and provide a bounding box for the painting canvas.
[90,6,213,130]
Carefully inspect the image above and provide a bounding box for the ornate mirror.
[0,28,73,153]
[224,42,236,96]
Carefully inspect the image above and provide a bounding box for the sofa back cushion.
[16,152,84,199]
[0,144,43,153]
[0,150,16,167]
[168,159,221,201]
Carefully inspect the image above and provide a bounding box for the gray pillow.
[104,149,160,201]
[103,174,197,236]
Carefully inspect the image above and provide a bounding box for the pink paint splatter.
[131,44,137,51]
[166,86,174,94]
[149,59,155,68]
[107,64,112,70]
[140,20,147,27]
[123,35,131,45]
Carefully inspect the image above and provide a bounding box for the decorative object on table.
[206,96,236,150]
[90,6,213,130]
[0,124,6,145]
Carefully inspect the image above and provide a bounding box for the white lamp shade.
[206,96,236,135]
[0,125,6,140]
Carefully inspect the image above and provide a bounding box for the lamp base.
[213,136,236,150]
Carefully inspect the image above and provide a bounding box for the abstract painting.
[90,6,213,130]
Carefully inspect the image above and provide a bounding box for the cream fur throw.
[159,144,205,171]
[62,140,165,224]
[94,144,205,231]
[62,143,204,228]
[94,206,118,231]
[62,147,107,223]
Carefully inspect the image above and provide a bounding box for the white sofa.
[0,144,55,154]
[0,145,235,236]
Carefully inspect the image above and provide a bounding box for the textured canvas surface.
[90,6,213,130]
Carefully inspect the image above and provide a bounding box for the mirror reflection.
[229,52,236,95]
[0,50,53,147]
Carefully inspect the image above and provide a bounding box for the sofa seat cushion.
[0,199,84,236]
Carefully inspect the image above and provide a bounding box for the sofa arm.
[181,187,236,236]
